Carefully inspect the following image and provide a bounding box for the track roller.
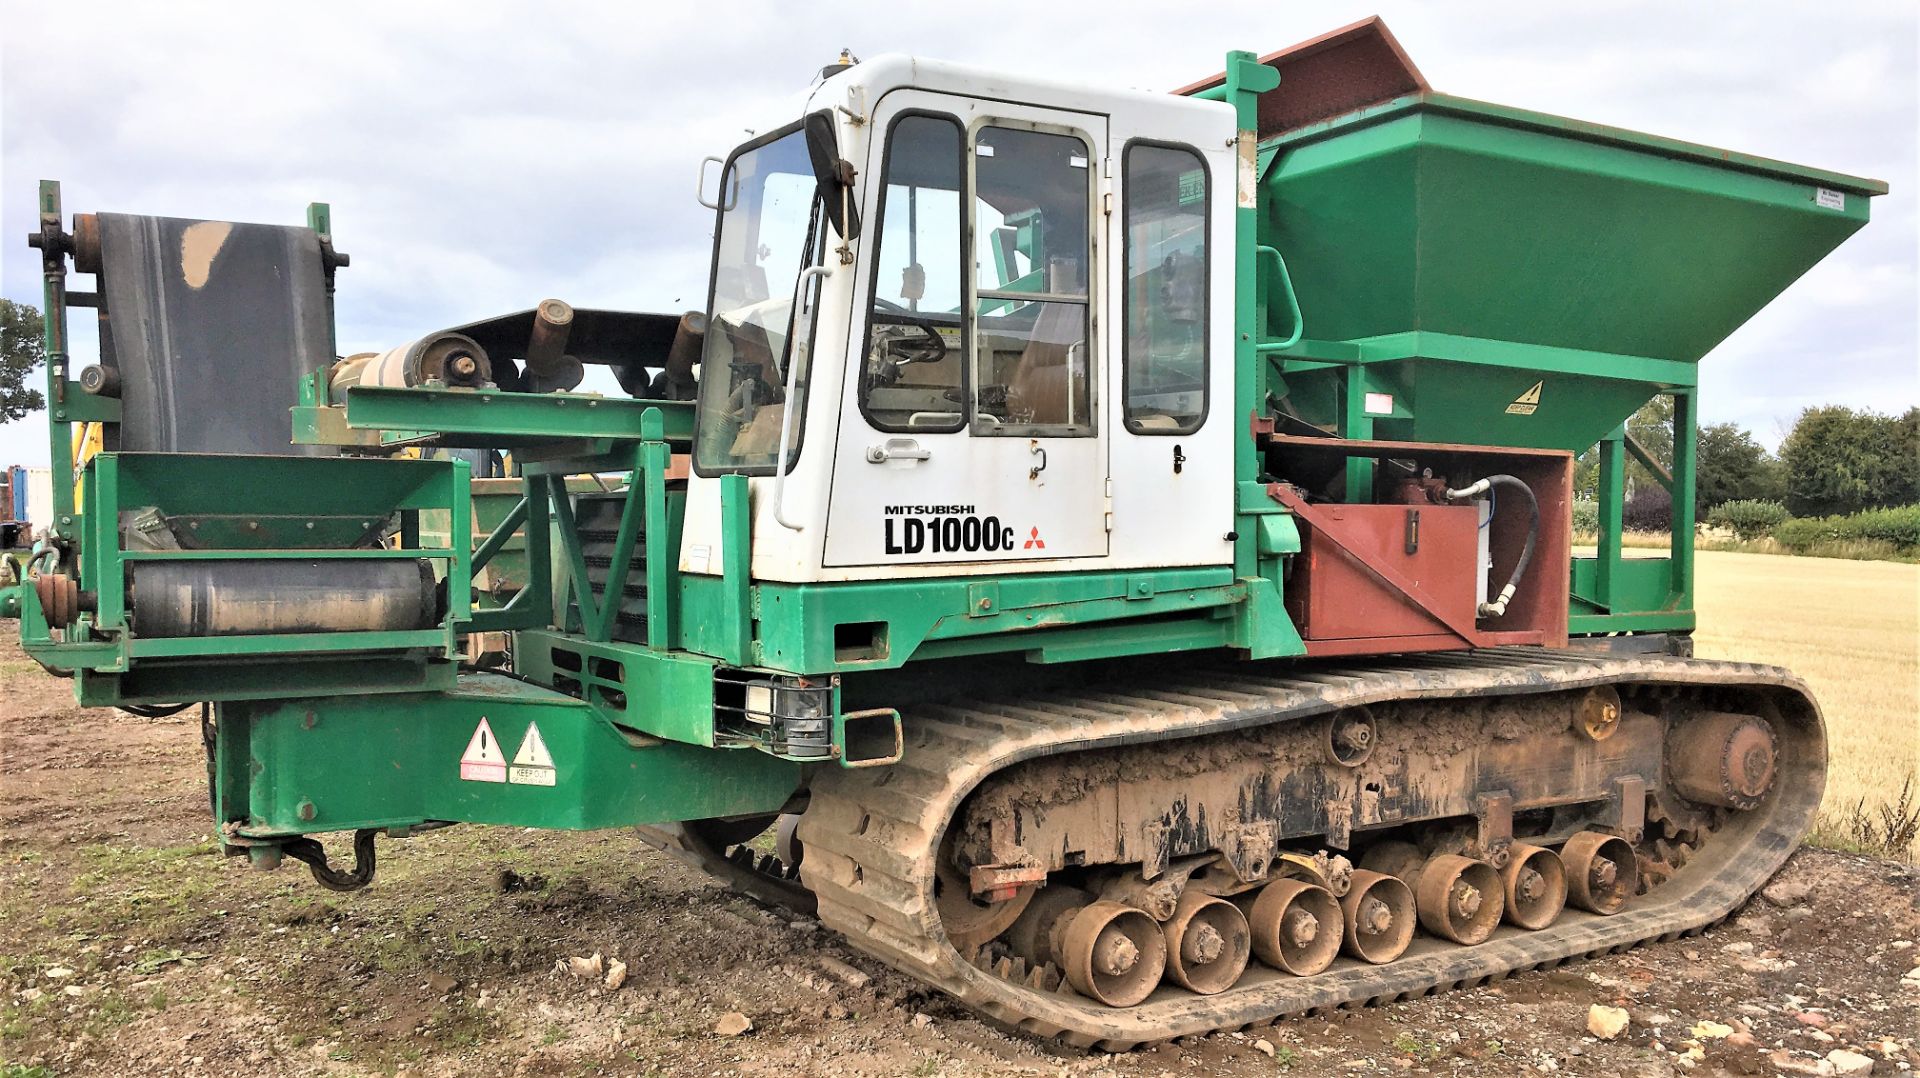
[1562,831,1637,914]
[1238,878,1342,976]
[1339,869,1416,964]
[1413,853,1505,944]
[1500,843,1567,929]
[1161,891,1250,995]
[1055,900,1168,1007]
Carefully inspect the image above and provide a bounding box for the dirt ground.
[3,634,1917,1078]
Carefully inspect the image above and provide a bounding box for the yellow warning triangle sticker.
[1506,381,1543,416]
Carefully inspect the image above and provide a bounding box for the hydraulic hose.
[1443,475,1538,618]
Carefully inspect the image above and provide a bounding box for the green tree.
[1574,395,1675,498]
[1695,422,1784,514]
[1,299,47,422]
[1778,405,1918,516]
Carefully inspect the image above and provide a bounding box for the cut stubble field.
[1689,550,1920,854]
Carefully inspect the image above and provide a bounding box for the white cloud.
[2,0,1913,466]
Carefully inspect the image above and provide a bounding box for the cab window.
[972,125,1095,438]
[1121,142,1208,434]
[693,124,827,475]
[859,113,966,433]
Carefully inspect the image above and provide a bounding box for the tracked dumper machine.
[8,18,1887,1048]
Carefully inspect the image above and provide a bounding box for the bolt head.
[1094,927,1140,976]
[1589,857,1618,890]
[1183,921,1225,965]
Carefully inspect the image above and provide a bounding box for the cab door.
[823,90,1110,569]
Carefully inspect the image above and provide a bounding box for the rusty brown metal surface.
[1340,869,1415,964]
[34,572,80,628]
[952,686,1668,888]
[1578,686,1624,741]
[1173,16,1431,139]
[1501,843,1568,930]
[1413,854,1504,945]
[1267,434,1575,649]
[71,213,101,275]
[1160,891,1250,995]
[1667,712,1778,810]
[783,653,1824,1048]
[1279,495,1484,645]
[1562,830,1637,915]
[1057,902,1166,1007]
[525,298,584,392]
[1240,878,1342,976]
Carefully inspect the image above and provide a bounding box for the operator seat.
[1006,301,1085,428]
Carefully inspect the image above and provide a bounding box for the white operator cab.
[678,55,1238,585]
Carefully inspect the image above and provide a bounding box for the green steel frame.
[9,49,1881,859]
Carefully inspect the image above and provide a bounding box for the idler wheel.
[1668,712,1778,810]
[1238,878,1343,976]
[1500,842,1568,930]
[1562,831,1637,914]
[1161,890,1250,995]
[1055,900,1167,1007]
[774,812,804,871]
[1414,854,1505,945]
[1339,869,1416,964]
[936,857,1035,953]
[1005,884,1091,967]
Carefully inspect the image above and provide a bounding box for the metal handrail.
[1254,244,1304,352]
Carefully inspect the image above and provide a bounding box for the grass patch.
[1809,778,1920,860]
[1690,551,1920,858]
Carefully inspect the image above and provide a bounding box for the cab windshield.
[693,126,826,474]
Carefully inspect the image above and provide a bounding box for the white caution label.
[1506,381,1543,416]
[459,717,507,783]
[509,721,556,787]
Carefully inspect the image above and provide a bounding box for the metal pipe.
[1444,475,1539,617]
[524,298,582,392]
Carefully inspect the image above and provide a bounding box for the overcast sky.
[2,0,1914,468]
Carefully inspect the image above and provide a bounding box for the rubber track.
[634,823,817,915]
[795,649,1825,1050]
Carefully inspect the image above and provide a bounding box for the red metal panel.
[1173,17,1430,139]
[1287,503,1479,642]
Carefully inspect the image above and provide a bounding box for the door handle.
[866,438,931,463]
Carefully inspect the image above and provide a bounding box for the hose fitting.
[1442,475,1538,619]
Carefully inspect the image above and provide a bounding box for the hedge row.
[1573,497,1920,556]
[1772,504,1920,552]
